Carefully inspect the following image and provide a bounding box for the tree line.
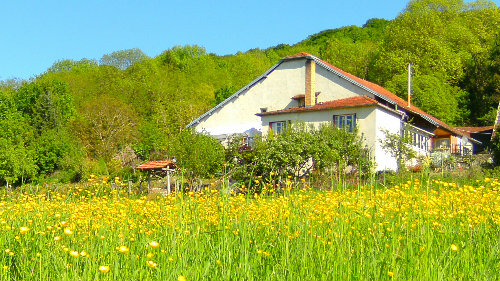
[0,0,499,185]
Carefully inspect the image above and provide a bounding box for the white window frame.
[333,114,356,132]
[269,121,288,134]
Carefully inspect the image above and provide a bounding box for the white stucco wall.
[192,59,307,136]
[374,108,403,171]
[316,67,376,103]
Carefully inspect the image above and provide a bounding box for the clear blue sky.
[1,0,498,80]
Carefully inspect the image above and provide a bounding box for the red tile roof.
[284,52,464,137]
[454,126,493,138]
[455,126,494,132]
[258,96,378,116]
[137,160,177,171]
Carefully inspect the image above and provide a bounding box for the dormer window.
[292,92,320,107]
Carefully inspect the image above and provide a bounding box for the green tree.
[168,129,225,182]
[100,48,148,70]
[461,33,500,125]
[47,58,98,73]
[324,38,378,79]
[213,85,238,106]
[0,91,37,185]
[72,95,138,162]
[14,79,74,132]
[385,73,469,125]
[227,123,372,189]
[380,127,417,171]
[370,0,500,86]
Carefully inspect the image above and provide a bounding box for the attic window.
[260,108,268,113]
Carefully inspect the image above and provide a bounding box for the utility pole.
[408,63,413,108]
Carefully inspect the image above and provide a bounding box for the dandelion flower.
[178,275,187,281]
[388,271,394,277]
[99,265,110,273]
[451,244,459,251]
[146,260,158,268]
[146,252,154,259]
[149,241,159,248]
[117,246,129,254]
[20,227,29,234]
[64,228,73,235]
[70,251,79,258]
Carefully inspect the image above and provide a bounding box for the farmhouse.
[187,52,479,171]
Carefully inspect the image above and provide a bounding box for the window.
[269,121,288,134]
[333,114,356,132]
[403,125,431,152]
[435,138,450,150]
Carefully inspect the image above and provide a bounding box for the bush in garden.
[168,129,225,185]
[226,122,372,193]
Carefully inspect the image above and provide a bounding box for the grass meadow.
[0,175,500,280]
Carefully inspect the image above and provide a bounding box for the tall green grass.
[0,175,499,280]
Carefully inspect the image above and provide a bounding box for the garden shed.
[137,160,178,194]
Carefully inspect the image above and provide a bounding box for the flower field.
[1,177,500,280]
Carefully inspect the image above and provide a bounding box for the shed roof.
[137,160,177,171]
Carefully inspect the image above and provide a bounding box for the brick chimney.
[305,59,316,107]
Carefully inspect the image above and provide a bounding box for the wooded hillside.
[1,0,499,184]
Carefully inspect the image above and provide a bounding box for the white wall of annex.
[374,108,403,171]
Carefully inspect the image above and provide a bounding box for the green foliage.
[370,0,500,86]
[47,58,98,73]
[227,123,372,190]
[213,85,238,106]
[385,73,469,125]
[492,133,500,165]
[72,95,138,162]
[462,33,500,125]
[14,79,75,131]
[313,124,372,173]
[156,45,207,69]
[100,48,148,70]
[0,91,37,184]
[168,129,225,181]
[380,127,417,170]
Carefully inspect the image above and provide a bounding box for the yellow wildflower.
[99,265,110,273]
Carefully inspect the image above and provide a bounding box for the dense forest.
[1,0,500,185]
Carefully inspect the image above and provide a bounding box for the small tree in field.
[168,129,225,185]
[380,127,416,171]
